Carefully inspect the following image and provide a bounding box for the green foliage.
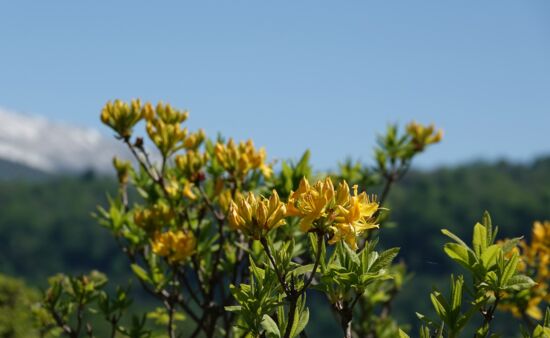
[3,101,550,338]
[38,270,153,338]
[418,212,536,337]
[0,274,41,338]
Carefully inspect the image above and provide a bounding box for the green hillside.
[0,156,548,336]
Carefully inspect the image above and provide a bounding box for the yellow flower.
[112,157,132,185]
[501,220,550,320]
[144,102,188,124]
[331,185,379,249]
[152,230,196,263]
[532,221,550,252]
[406,121,443,151]
[133,202,174,232]
[164,179,197,201]
[100,99,144,139]
[286,177,335,232]
[286,177,379,249]
[219,189,240,214]
[175,150,208,182]
[146,118,188,157]
[142,101,193,157]
[214,138,273,180]
[183,129,206,150]
[227,190,286,239]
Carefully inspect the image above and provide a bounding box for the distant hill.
[0,156,548,336]
[0,158,50,181]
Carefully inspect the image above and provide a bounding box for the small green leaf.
[371,247,400,272]
[444,243,476,271]
[291,308,309,337]
[430,291,448,321]
[532,325,550,338]
[480,244,500,269]
[292,264,314,276]
[500,252,519,286]
[224,305,242,312]
[504,275,536,291]
[130,264,151,284]
[261,315,281,338]
[472,223,487,256]
[441,229,471,250]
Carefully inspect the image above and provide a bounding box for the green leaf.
[444,243,476,271]
[430,291,448,321]
[130,264,151,284]
[224,305,242,312]
[398,328,410,338]
[419,326,430,338]
[371,247,400,272]
[472,223,487,256]
[533,325,550,338]
[500,237,522,254]
[480,244,500,269]
[500,252,519,286]
[261,315,281,338]
[441,229,472,251]
[291,308,309,337]
[450,275,463,313]
[343,242,360,267]
[504,275,536,291]
[292,264,314,276]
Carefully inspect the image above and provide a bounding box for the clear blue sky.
[1,1,549,169]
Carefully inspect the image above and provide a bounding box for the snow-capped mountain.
[0,107,131,174]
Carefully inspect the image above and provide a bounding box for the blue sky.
[1,1,549,169]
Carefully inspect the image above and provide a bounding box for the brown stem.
[260,237,289,294]
[339,305,353,338]
[479,293,501,337]
[48,306,77,338]
[283,294,299,338]
[165,299,176,338]
[300,233,323,292]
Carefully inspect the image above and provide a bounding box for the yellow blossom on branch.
[286,177,336,232]
[145,117,188,158]
[133,202,174,232]
[151,230,196,264]
[501,221,550,320]
[286,177,380,249]
[406,121,443,151]
[331,184,379,249]
[100,99,145,139]
[175,150,208,182]
[214,138,273,180]
[227,190,286,239]
[112,157,132,185]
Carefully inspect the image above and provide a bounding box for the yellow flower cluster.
[175,151,209,182]
[112,157,132,185]
[143,102,190,157]
[214,139,273,180]
[101,100,207,158]
[151,230,196,263]
[227,191,286,240]
[164,178,197,201]
[406,121,443,151]
[100,99,145,139]
[286,177,379,249]
[134,202,174,232]
[503,221,550,320]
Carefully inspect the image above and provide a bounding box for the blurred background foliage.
[0,155,549,336]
